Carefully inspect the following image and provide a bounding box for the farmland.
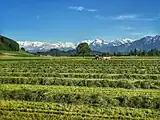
[0,57,160,120]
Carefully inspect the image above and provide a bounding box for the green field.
[0,50,36,57]
[0,57,160,120]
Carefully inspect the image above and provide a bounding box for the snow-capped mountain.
[127,35,160,51]
[80,39,94,45]
[18,41,76,52]
[108,38,133,46]
[18,38,132,52]
[90,39,105,46]
[87,38,133,52]
[17,35,160,52]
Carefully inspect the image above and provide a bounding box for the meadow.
[0,56,160,120]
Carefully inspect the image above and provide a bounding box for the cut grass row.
[1,84,159,97]
[1,59,160,74]
[0,76,160,89]
[1,59,160,66]
[0,100,160,120]
[0,84,159,109]
[1,72,160,80]
[1,68,160,74]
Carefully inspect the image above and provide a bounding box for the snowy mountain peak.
[17,35,160,52]
[80,40,94,45]
[91,39,104,46]
[120,38,134,43]
[17,38,134,52]
[140,35,160,44]
[17,41,76,52]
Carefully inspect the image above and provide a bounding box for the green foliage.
[0,77,159,89]
[0,35,19,51]
[148,48,160,56]
[21,47,25,51]
[128,48,160,56]
[0,85,160,109]
[0,57,160,119]
[76,43,91,56]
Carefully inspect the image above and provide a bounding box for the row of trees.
[110,48,160,56]
[128,48,160,56]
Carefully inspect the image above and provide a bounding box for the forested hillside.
[0,35,19,51]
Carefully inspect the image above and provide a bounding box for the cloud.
[69,6,84,11]
[111,15,138,20]
[135,17,160,21]
[94,14,138,20]
[120,26,135,30]
[130,32,158,37]
[95,14,160,21]
[110,14,160,21]
[87,9,97,12]
[94,15,108,20]
[69,6,97,12]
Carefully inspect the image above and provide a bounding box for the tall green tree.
[141,50,147,56]
[134,48,138,55]
[76,43,91,56]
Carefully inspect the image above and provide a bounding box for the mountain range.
[18,35,160,52]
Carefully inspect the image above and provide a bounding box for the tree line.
[110,48,160,56]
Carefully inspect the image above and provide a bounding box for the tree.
[117,52,122,56]
[148,48,160,56]
[102,52,107,57]
[141,50,147,56]
[21,47,25,51]
[134,48,138,56]
[76,43,91,56]
[113,52,117,56]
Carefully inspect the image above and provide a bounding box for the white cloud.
[130,32,158,37]
[95,14,139,20]
[87,9,97,12]
[69,6,97,12]
[111,15,138,20]
[120,26,135,30]
[135,17,160,21]
[95,14,160,21]
[94,15,107,20]
[69,6,84,11]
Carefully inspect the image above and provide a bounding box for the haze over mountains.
[18,35,160,52]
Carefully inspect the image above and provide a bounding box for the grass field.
[0,50,36,58]
[0,56,160,120]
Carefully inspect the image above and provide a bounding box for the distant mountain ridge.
[18,41,76,52]
[18,35,160,52]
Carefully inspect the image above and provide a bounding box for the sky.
[0,0,160,42]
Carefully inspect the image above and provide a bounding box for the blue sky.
[0,0,160,42]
